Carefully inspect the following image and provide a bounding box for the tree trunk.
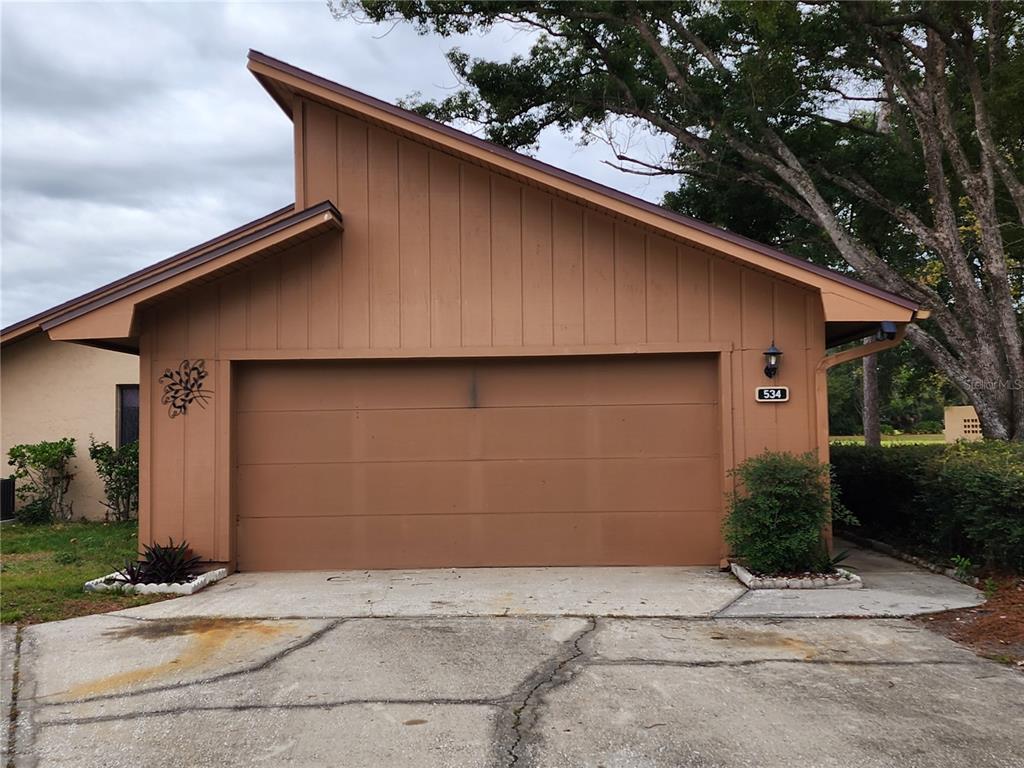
[862,351,881,447]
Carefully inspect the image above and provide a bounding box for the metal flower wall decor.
[159,359,213,418]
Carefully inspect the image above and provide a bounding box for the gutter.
[817,322,909,372]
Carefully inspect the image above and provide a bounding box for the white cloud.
[1,1,677,327]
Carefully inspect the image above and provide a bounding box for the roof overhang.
[42,202,342,351]
[0,204,298,351]
[247,50,924,336]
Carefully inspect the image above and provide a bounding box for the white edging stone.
[730,562,862,590]
[84,568,228,596]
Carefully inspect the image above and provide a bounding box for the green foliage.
[88,437,139,522]
[923,441,1024,572]
[53,550,80,566]
[984,578,999,599]
[118,539,203,585]
[7,438,76,523]
[832,442,1024,572]
[342,0,1024,439]
[830,443,945,544]
[723,451,845,574]
[827,341,965,437]
[17,498,55,525]
[0,521,163,624]
[950,555,974,581]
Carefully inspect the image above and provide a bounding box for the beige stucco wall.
[944,405,983,443]
[1,333,139,520]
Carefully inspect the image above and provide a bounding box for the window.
[117,385,140,447]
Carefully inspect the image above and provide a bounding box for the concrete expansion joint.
[4,627,23,768]
[39,697,503,728]
[587,657,983,669]
[500,617,598,768]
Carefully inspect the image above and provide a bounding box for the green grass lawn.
[0,521,169,624]
[830,433,945,446]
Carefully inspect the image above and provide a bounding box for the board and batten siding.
[138,96,826,564]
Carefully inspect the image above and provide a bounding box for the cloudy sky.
[0,1,677,328]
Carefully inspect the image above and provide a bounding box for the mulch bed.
[913,577,1024,669]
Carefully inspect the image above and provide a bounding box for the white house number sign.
[755,386,790,403]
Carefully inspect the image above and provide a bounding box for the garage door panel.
[235,355,723,568]
[240,404,717,465]
[237,509,723,570]
[238,456,719,518]
[237,409,480,464]
[476,355,718,406]
[479,404,717,459]
[237,462,475,517]
[479,457,720,513]
[236,360,473,412]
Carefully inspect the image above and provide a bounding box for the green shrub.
[117,539,203,585]
[7,438,76,523]
[830,443,944,547]
[89,437,139,522]
[922,441,1024,572]
[723,451,846,574]
[832,441,1024,572]
[16,497,54,525]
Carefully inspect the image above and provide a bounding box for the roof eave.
[1,203,297,349]
[45,201,342,342]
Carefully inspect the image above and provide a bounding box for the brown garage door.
[235,355,721,570]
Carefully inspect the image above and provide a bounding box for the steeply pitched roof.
[5,51,922,352]
[247,50,921,320]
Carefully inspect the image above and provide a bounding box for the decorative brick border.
[836,530,980,586]
[730,562,863,590]
[84,568,227,596]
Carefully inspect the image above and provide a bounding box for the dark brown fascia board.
[41,201,342,332]
[1,203,297,346]
[247,49,919,313]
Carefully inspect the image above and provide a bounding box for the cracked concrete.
[10,612,1022,768]
[720,539,985,618]
[2,625,18,768]
[112,566,744,620]
[4,551,1019,767]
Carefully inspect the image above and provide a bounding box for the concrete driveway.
[6,558,1023,767]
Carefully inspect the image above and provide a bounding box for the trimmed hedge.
[831,441,1024,572]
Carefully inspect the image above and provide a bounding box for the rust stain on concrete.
[62,618,293,699]
[709,628,818,659]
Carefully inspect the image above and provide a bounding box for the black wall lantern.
[763,342,782,379]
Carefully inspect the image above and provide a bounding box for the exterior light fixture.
[763,342,782,379]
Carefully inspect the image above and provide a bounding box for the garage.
[235,355,722,570]
[46,53,923,570]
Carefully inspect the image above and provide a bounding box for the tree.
[339,0,1024,439]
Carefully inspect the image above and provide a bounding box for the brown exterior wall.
[138,95,826,567]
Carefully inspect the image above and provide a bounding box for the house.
[1,323,139,520]
[22,52,924,570]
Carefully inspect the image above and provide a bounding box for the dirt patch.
[914,577,1024,668]
[9,595,172,626]
[0,552,50,565]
